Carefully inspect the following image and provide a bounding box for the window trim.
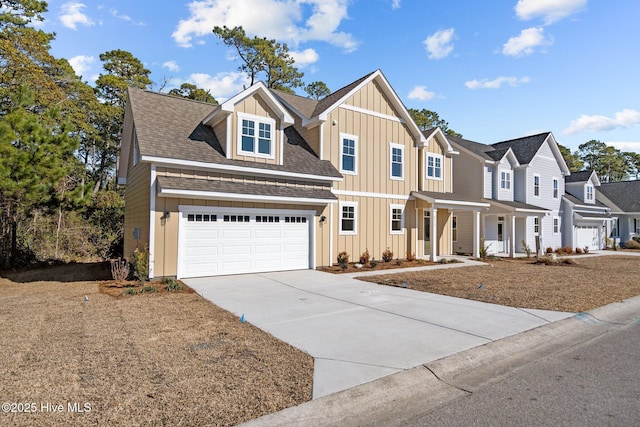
[553,216,560,234]
[236,112,276,160]
[586,185,594,201]
[426,153,443,181]
[389,143,404,181]
[339,133,358,175]
[552,178,559,199]
[611,217,619,238]
[390,204,405,235]
[534,217,540,235]
[500,170,511,190]
[533,174,540,197]
[339,201,357,235]
[452,215,457,242]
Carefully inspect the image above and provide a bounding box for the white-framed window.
[452,215,457,242]
[533,175,540,197]
[586,185,594,201]
[390,204,404,234]
[340,133,358,175]
[389,143,404,180]
[339,202,357,235]
[553,217,560,234]
[553,178,559,199]
[611,218,619,238]
[501,171,511,190]
[237,113,275,159]
[426,154,443,180]
[534,217,540,234]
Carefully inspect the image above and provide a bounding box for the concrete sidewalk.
[185,259,573,398]
[239,294,640,426]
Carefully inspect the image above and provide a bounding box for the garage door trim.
[177,205,316,279]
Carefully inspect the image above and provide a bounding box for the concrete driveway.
[185,267,572,398]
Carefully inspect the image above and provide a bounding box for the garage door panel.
[179,210,311,278]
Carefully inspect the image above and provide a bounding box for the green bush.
[132,245,149,282]
[122,286,138,296]
[141,285,157,293]
[162,278,182,292]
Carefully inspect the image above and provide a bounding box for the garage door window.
[256,215,280,223]
[223,215,250,222]
[284,216,307,223]
[188,214,217,222]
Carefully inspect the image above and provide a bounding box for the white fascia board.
[158,188,336,205]
[504,148,521,168]
[419,127,456,154]
[412,192,489,208]
[141,155,342,183]
[332,189,411,200]
[545,133,571,175]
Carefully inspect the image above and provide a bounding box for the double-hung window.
[340,133,358,174]
[533,175,540,196]
[340,202,357,235]
[553,178,559,198]
[238,113,275,158]
[390,143,404,180]
[426,154,442,179]
[586,185,594,201]
[390,205,404,234]
[553,217,560,234]
[452,215,458,242]
[501,171,511,190]
[534,217,540,234]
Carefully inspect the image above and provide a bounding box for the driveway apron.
[185,269,573,398]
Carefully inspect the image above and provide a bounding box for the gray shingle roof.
[127,88,341,179]
[563,193,609,208]
[157,176,337,202]
[447,135,497,161]
[491,132,550,165]
[565,170,595,183]
[597,180,640,212]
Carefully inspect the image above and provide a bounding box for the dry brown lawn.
[0,270,312,426]
[360,255,640,312]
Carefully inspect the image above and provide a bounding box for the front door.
[423,211,431,256]
[497,216,505,253]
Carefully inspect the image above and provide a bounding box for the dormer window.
[586,185,594,201]
[500,171,511,190]
[237,113,275,159]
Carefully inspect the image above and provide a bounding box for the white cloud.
[465,76,531,89]
[110,8,146,26]
[564,109,640,135]
[68,55,94,77]
[515,0,587,25]
[172,0,358,52]
[59,2,95,30]
[605,141,640,154]
[391,0,401,9]
[290,48,319,67]
[408,86,435,101]
[502,27,550,57]
[188,71,250,101]
[162,60,181,72]
[424,28,455,59]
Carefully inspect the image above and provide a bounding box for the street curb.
[239,295,640,427]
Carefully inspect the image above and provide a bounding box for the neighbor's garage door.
[178,209,311,278]
[575,226,600,251]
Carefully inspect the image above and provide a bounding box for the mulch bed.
[318,258,436,274]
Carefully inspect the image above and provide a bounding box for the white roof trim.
[158,188,336,205]
[412,192,490,208]
[141,155,342,183]
[421,127,457,154]
[202,81,294,127]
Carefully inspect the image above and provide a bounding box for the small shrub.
[583,246,590,254]
[370,258,378,268]
[555,247,563,255]
[141,285,158,293]
[479,239,491,259]
[122,286,138,296]
[546,247,553,254]
[132,245,149,282]
[633,236,640,243]
[521,240,532,258]
[406,251,416,262]
[382,247,393,263]
[162,277,182,292]
[110,258,129,281]
[437,258,461,264]
[564,246,572,254]
[612,239,618,251]
[575,247,583,254]
[337,251,350,265]
[359,249,370,264]
[395,259,401,266]
[624,239,640,249]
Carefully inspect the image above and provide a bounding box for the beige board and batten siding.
[227,94,282,164]
[123,141,151,261]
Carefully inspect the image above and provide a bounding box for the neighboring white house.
[562,170,611,250]
[596,180,640,246]
[449,132,570,256]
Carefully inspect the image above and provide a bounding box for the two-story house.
[596,180,640,245]
[449,132,570,256]
[562,170,611,250]
[118,70,486,279]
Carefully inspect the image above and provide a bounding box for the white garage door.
[178,208,311,278]
[575,226,600,251]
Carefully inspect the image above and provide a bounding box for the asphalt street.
[405,320,640,427]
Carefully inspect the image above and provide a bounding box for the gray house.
[596,180,640,245]
[562,170,610,250]
[449,132,569,256]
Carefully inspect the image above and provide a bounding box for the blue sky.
[41,0,640,154]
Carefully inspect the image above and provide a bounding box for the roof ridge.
[129,87,220,107]
[492,131,550,146]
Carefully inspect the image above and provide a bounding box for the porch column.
[509,214,516,257]
[431,208,438,262]
[537,215,544,256]
[473,210,481,258]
